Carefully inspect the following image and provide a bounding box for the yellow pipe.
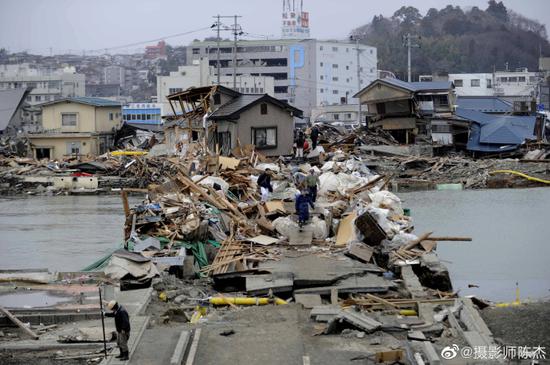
[399,309,417,316]
[209,297,287,306]
[111,150,148,156]
[489,170,550,184]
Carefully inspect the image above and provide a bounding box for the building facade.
[0,63,85,105]
[157,58,275,113]
[145,40,167,60]
[122,103,163,130]
[28,97,121,160]
[186,39,377,122]
[448,69,540,104]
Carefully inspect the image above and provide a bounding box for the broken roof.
[209,94,303,120]
[0,88,30,131]
[166,85,239,102]
[456,96,513,114]
[456,107,537,152]
[354,78,453,98]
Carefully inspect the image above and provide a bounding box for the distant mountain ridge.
[352,1,550,79]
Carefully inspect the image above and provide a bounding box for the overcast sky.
[1,0,548,55]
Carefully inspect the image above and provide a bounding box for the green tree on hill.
[352,1,550,79]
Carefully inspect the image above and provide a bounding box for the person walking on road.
[305,169,319,205]
[295,189,314,229]
[105,300,131,360]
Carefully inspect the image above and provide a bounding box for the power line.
[85,26,213,54]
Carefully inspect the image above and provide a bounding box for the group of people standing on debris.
[257,167,319,228]
[293,125,320,159]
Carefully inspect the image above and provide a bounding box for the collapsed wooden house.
[163,85,303,157]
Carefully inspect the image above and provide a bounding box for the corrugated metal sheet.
[457,107,537,152]
[0,88,29,131]
[456,96,513,113]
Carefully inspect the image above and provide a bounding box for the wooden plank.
[0,306,39,339]
[347,244,373,263]
[264,200,286,214]
[427,236,472,242]
[365,293,398,309]
[246,235,279,246]
[419,240,437,252]
[335,211,357,246]
[403,231,433,251]
[218,156,241,170]
[330,288,338,305]
[121,190,130,218]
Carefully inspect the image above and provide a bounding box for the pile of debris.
[84,138,507,363]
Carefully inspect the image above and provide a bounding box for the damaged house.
[354,78,457,145]
[163,85,302,156]
[28,97,122,160]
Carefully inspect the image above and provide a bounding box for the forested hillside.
[352,1,550,79]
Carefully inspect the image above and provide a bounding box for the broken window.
[252,127,277,149]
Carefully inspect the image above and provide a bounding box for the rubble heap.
[85,138,507,364]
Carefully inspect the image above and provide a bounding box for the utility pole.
[402,33,420,82]
[351,35,364,128]
[212,15,242,89]
[215,15,221,85]
[233,15,238,89]
[355,37,363,128]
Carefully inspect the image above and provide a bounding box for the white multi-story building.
[186,39,377,122]
[0,63,85,105]
[448,69,539,103]
[448,73,494,97]
[103,65,126,89]
[156,58,275,113]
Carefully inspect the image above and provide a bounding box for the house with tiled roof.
[28,97,122,160]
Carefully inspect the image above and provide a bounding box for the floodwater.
[0,190,548,302]
[401,187,550,302]
[0,291,72,308]
[0,195,139,272]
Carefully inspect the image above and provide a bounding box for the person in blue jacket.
[295,189,314,228]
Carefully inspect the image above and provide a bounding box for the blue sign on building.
[122,103,162,127]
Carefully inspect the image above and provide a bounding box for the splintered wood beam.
[426,237,472,242]
[0,306,39,340]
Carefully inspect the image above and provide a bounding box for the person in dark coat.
[310,125,320,150]
[105,300,131,360]
[257,168,273,202]
[295,131,305,158]
[295,189,314,228]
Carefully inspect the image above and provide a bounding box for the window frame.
[61,112,78,127]
[260,103,268,115]
[251,126,277,150]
